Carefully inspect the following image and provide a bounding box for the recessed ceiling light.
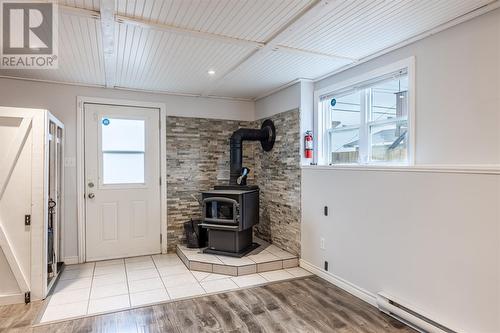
[208,70,215,75]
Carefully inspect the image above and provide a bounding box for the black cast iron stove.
[200,120,276,257]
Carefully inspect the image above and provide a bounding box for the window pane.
[370,75,408,122]
[370,121,408,162]
[328,90,362,164]
[103,153,144,184]
[330,90,361,127]
[102,118,145,152]
[330,128,360,164]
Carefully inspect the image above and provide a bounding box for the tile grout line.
[152,255,172,300]
[85,262,96,315]
[123,258,133,308]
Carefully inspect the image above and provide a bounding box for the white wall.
[255,80,315,165]
[0,78,255,260]
[301,8,500,333]
[255,82,301,120]
[302,168,499,333]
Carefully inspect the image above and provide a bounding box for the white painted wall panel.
[301,168,500,333]
[255,82,301,120]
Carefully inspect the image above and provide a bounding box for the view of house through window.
[321,69,410,165]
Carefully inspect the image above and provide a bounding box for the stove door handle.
[200,223,239,230]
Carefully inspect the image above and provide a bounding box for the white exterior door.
[84,103,161,261]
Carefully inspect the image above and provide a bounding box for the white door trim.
[76,96,167,263]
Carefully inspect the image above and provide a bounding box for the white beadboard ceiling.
[0,0,497,100]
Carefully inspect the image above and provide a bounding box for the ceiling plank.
[201,0,354,97]
[100,0,116,88]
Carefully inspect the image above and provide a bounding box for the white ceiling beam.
[116,15,264,49]
[99,0,116,88]
[59,5,99,19]
[275,45,357,62]
[201,0,351,97]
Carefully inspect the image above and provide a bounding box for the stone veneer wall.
[253,109,301,256]
[166,116,254,252]
[166,110,301,255]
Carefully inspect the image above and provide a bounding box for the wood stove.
[200,119,276,257]
[200,188,259,257]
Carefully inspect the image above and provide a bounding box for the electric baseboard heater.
[376,293,457,333]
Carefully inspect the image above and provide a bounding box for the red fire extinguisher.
[304,130,313,159]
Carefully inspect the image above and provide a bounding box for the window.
[318,64,412,165]
[101,117,145,184]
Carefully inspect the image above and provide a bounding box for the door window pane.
[103,153,144,184]
[369,121,408,162]
[102,118,145,151]
[101,117,145,184]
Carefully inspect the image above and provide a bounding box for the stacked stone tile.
[166,109,301,256]
[252,109,301,256]
[166,117,255,252]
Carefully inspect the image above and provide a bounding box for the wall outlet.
[320,237,325,250]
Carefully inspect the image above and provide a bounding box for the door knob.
[88,193,95,199]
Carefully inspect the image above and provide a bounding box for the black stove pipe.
[229,119,276,185]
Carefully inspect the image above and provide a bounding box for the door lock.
[88,193,95,199]
[88,182,94,188]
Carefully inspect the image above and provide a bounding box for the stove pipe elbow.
[229,119,275,185]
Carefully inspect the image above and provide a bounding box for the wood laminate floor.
[0,277,415,333]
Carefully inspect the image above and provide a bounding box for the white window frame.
[314,57,415,166]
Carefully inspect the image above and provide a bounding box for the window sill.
[301,164,500,175]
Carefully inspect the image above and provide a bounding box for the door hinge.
[159,177,162,186]
[25,215,31,226]
[160,234,162,244]
[24,291,30,304]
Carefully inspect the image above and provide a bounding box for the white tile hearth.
[177,238,299,276]
[40,251,312,324]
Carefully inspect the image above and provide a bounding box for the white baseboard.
[0,293,24,305]
[62,256,79,265]
[299,259,377,307]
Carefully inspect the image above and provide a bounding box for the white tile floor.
[40,254,313,324]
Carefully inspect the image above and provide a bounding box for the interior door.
[84,103,161,261]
